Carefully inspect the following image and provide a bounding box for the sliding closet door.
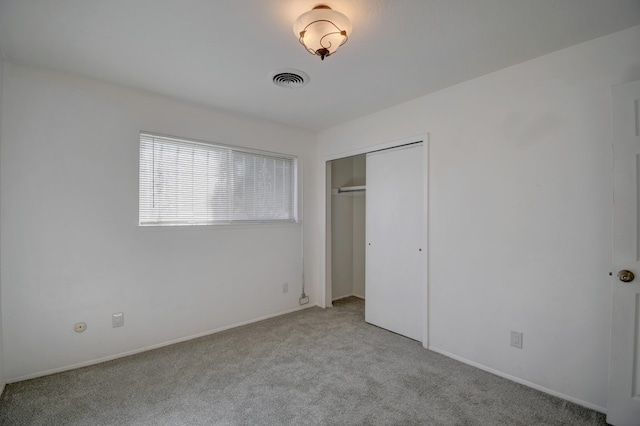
[365,143,423,341]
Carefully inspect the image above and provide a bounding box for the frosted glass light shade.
[293,5,352,60]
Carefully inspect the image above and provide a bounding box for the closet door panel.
[365,144,423,341]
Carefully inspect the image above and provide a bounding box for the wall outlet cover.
[112,312,124,328]
[510,331,523,349]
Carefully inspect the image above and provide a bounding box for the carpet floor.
[0,297,607,425]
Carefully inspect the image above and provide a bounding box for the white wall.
[317,25,640,411]
[0,64,318,380]
[0,54,5,395]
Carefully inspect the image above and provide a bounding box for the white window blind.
[139,133,297,226]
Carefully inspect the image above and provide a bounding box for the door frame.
[320,133,430,347]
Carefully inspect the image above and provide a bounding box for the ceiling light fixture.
[293,5,352,61]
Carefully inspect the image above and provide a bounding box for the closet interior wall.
[331,155,366,301]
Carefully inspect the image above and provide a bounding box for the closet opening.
[323,137,428,344]
[328,154,366,304]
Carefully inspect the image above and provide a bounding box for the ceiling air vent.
[271,69,309,89]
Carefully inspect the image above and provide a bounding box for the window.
[139,133,297,226]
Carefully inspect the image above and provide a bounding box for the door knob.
[618,270,635,283]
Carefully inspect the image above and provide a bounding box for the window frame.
[138,132,299,227]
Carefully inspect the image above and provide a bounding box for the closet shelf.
[331,185,366,196]
[338,185,366,193]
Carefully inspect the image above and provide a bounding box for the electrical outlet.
[510,331,523,349]
[112,312,124,328]
[282,283,288,293]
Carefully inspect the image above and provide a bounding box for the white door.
[608,80,640,426]
[365,143,424,341]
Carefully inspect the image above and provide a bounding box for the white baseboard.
[8,303,316,384]
[332,293,365,301]
[332,293,353,301]
[428,346,607,414]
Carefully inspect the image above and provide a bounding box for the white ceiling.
[1,0,639,132]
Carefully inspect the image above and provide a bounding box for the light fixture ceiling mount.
[293,5,352,61]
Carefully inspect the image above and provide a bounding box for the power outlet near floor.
[112,312,124,328]
[282,283,288,293]
[510,331,523,349]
